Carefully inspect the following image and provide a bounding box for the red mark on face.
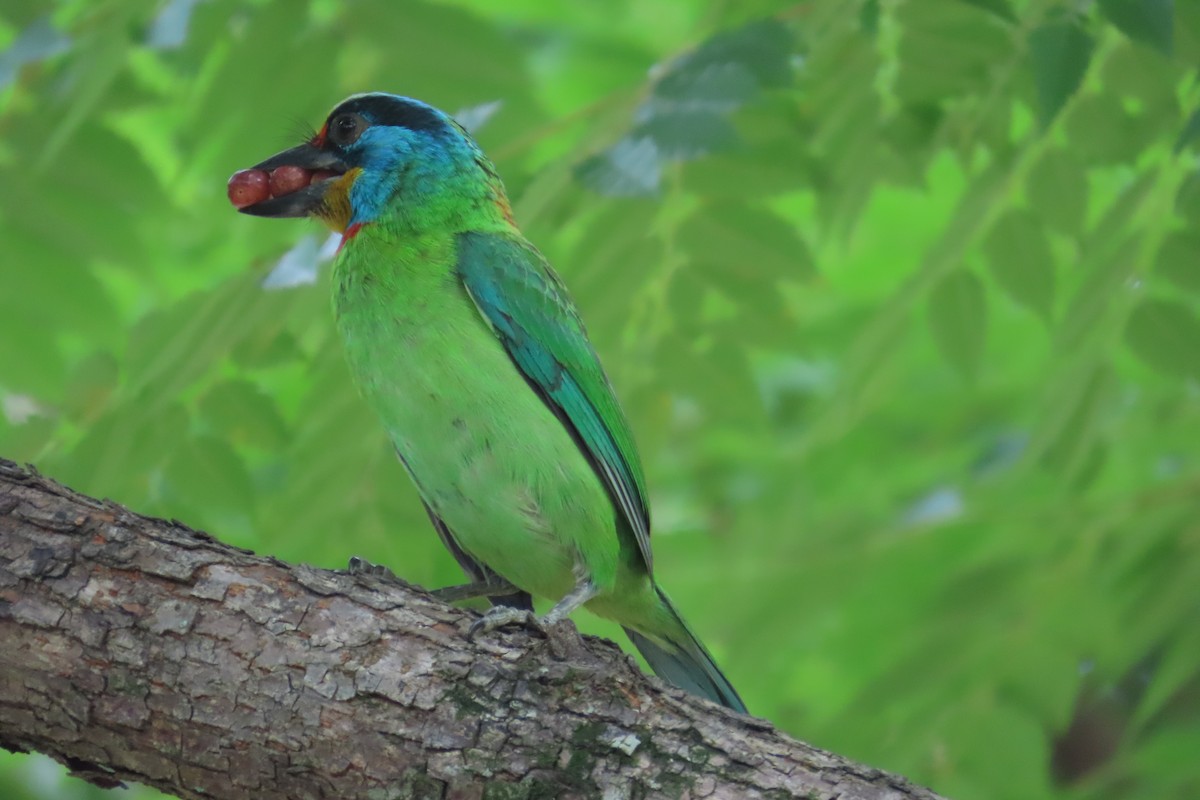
[494,195,516,227]
[338,222,366,253]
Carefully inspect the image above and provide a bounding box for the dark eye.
[328,112,367,147]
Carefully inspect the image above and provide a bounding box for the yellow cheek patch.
[317,167,362,233]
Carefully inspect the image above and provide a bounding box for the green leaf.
[162,435,256,530]
[186,2,340,176]
[895,2,1015,104]
[1000,643,1081,729]
[0,131,142,345]
[655,335,766,431]
[668,268,706,339]
[147,0,201,50]
[1175,170,1200,225]
[1130,724,1200,791]
[1124,298,1200,379]
[576,137,661,196]
[565,199,664,345]
[340,1,541,134]
[231,328,303,369]
[928,269,988,378]
[1100,41,1181,115]
[922,702,1052,800]
[50,403,189,506]
[982,209,1057,321]
[1176,107,1200,153]
[584,17,794,199]
[715,294,797,350]
[0,306,65,398]
[61,351,119,424]
[958,0,1017,24]
[860,0,880,35]
[698,270,798,349]
[882,103,944,155]
[1037,363,1115,484]
[654,60,759,111]
[634,111,740,161]
[1028,13,1095,128]
[1065,94,1152,165]
[0,414,57,465]
[1098,0,1174,56]
[1154,230,1200,294]
[1087,172,1158,257]
[124,274,297,406]
[653,19,793,106]
[1026,148,1088,236]
[0,224,122,349]
[678,202,816,282]
[1131,625,1200,729]
[681,140,812,197]
[198,380,290,451]
[35,11,133,167]
[0,15,70,90]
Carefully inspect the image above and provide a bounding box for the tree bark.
[0,458,945,800]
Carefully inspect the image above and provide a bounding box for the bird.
[230,92,745,712]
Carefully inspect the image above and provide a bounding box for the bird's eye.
[328,112,367,147]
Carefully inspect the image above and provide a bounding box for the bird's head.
[233,93,511,235]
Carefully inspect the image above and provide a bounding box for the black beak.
[238,143,349,218]
[249,142,347,172]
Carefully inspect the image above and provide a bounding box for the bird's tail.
[622,586,747,713]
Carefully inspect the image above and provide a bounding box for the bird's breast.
[330,239,620,598]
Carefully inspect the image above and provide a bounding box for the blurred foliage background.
[1,0,1199,798]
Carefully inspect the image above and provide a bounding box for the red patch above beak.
[312,123,328,148]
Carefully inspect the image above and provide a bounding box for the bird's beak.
[238,143,350,218]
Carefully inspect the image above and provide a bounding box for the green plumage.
[242,93,744,711]
[335,227,627,603]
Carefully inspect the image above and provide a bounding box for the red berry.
[227,169,270,209]
[269,165,312,198]
[311,169,340,183]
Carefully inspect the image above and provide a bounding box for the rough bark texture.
[0,458,946,800]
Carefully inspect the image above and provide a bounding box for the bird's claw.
[467,606,547,642]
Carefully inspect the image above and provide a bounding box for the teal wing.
[455,231,653,573]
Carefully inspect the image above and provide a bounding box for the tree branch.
[0,458,944,800]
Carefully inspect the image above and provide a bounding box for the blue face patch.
[341,118,482,228]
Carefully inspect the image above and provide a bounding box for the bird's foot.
[467,606,547,642]
[542,578,598,625]
[346,556,399,582]
[466,577,598,654]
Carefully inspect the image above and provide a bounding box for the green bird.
[235,93,745,712]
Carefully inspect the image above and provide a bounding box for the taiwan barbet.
[230,93,745,712]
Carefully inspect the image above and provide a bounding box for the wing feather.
[456,231,653,573]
